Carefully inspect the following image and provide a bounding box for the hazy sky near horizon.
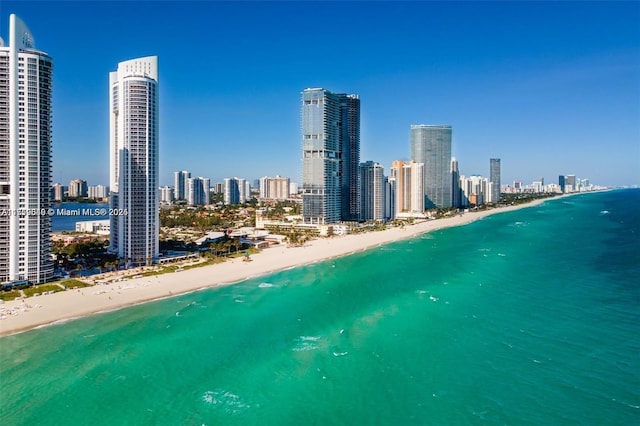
[1,1,639,187]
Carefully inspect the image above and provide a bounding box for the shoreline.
[0,198,553,336]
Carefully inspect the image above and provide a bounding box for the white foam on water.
[201,389,251,414]
[258,282,276,288]
[292,335,321,351]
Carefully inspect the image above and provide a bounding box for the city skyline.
[0,2,638,187]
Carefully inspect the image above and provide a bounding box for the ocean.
[1,189,638,425]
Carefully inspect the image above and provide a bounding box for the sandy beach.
[0,199,547,336]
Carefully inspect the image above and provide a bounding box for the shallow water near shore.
[1,189,639,425]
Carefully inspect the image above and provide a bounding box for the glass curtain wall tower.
[410,125,452,209]
[0,15,54,283]
[301,88,360,225]
[301,88,341,225]
[340,94,360,222]
[489,158,501,203]
[109,56,159,266]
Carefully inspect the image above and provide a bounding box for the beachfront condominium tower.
[410,125,453,209]
[489,158,501,203]
[359,161,385,222]
[0,15,54,284]
[451,158,461,208]
[109,56,159,266]
[301,88,360,224]
[390,160,424,217]
[340,94,360,222]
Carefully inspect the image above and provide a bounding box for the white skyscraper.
[0,15,54,283]
[187,177,210,206]
[109,56,159,266]
[174,170,190,201]
[159,185,174,204]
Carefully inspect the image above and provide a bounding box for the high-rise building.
[558,175,566,193]
[213,182,224,195]
[174,170,190,201]
[0,15,54,283]
[259,176,291,200]
[68,178,87,197]
[451,158,461,208]
[489,158,501,203]
[159,185,174,204]
[224,178,241,205]
[390,160,424,217]
[359,161,385,222]
[340,94,360,221]
[187,177,210,206]
[460,175,489,207]
[109,56,159,266]
[52,183,64,202]
[565,175,576,193]
[88,184,108,199]
[301,88,360,224]
[384,176,395,221]
[410,124,452,209]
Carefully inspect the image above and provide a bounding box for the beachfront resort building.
[490,158,501,203]
[301,88,360,224]
[109,56,159,266]
[410,124,453,209]
[359,161,385,222]
[0,14,54,284]
[390,160,425,218]
[460,175,490,207]
[451,158,462,208]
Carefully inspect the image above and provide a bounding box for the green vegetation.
[0,290,21,301]
[499,193,558,205]
[62,279,91,289]
[160,206,224,229]
[23,283,65,298]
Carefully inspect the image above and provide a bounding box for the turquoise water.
[2,190,639,425]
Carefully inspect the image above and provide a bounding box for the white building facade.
[109,56,159,266]
[0,15,54,283]
[187,177,210,206]
[174,170,190,201]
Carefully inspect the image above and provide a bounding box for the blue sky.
[1,1,639,187]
